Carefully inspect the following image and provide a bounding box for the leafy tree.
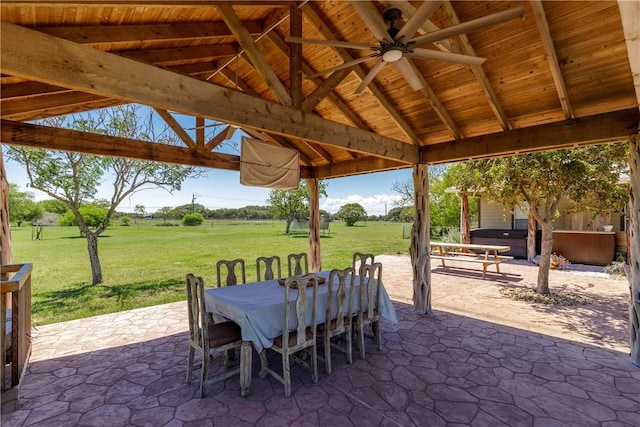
[6,105,201,285]
[155,206,175,224]
[466,143,628,294]
[267,180,327,234]
[59,204,108,227]
[182,212,204,226]
[38,198,69,215]
[336,203,367,226]
[8,184,43,226]
[120,216,132,226]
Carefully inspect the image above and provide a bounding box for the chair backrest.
[216,259,246,287]
[327,267,356,331]
[287,252,309,276]
[256,255,282,281]
[358,262,382,319]
[282,274,318,349]
[352,252,375,276]
[186,273,209,348]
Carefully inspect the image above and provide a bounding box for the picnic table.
[429,241,513,279]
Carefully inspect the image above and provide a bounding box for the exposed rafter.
[1,119,240,171]
[36,21,264,47]
[217,5,291,104]
[153,109,197,149]
[420,109,639,164]
[1,21,417,163]
[303,1,421,145]
[530,0,573,119]
[440,1,512,131]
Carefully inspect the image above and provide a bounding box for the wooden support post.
[460,192,470,244]
[307,178,321,272]
[1,148,11,266]
[629,134,640,367]
[410,164,431,314]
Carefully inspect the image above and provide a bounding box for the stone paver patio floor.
[2,255,639,426]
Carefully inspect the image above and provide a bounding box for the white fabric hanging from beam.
[240,137,300,190]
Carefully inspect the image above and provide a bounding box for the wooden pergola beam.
[1,119,240,171]
[312,156,409,179]
[420,108,640,164]
[1,21,418,163]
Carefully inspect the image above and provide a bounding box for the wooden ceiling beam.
[216,67,319,165]
[303,2,421,145]
[289,4,303,109]
[37,21,264,47]
[217,4,292,105]
[205,8,290,81]
[405,59,463,140]
[121,44,237,66]
[617,0,640,109]
[1,119,241,171]
[0,91,113,120]
[441,1,512,131]
[268,31,364,128]
[1,22,417,162]
[312,156,409,179]
[153,108,197,149]
[420,109,640,164]
[530,1,574,119]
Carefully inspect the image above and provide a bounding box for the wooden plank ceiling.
[1,1,638,180]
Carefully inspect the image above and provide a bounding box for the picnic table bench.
[429,241,513,279]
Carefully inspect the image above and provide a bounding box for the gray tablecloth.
[204,270,397,352]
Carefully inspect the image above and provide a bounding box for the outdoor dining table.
[204,269,398,397]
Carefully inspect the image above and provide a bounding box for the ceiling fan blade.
[409,6,525,48]
[308,55,378,79]
[393,58,423,91]
[408,48,486,66]
[355,59,386,94]
[285,37,376,51]
[350,0,390,42]
[394,1,442,41]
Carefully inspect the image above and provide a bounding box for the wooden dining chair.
[216,258,246,287]
[258,274,319,397]
[352,252,375,275]
[354,262,383,360]
[256,255,282,281]
[185,273,243,398]
[287,252,309,276]
[322,267,356,374]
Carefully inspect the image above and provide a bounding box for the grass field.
[9,220,410,326]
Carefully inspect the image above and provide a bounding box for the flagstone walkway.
[2,256,638,426]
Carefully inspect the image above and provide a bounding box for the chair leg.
[186,345,195,383]
[311,344,318,384]
[283,353,291,397]
[324,332,332,375]
[346,329,353,365]
[357,323,365,360]
[258,349,269,379]
[199,350,208,398]
[373,321,381,351]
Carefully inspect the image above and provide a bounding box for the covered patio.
[2,257,638,426]
[1,0,640,420]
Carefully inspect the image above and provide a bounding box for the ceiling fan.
[286,1,524,94]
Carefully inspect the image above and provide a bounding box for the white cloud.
[321,194,402,216]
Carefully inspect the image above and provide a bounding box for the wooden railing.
[1,263,33,414]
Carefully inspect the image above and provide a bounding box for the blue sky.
[3,146,412,216]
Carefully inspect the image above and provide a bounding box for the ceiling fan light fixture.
[382,48,403,63]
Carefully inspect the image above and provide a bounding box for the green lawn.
[9,220,410,325]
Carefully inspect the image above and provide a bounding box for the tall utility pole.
[191,193,197,213]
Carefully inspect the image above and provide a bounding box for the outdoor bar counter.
[551,230,615,266]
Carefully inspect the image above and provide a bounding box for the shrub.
[120,216,132,226]
[182,212,204,226]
